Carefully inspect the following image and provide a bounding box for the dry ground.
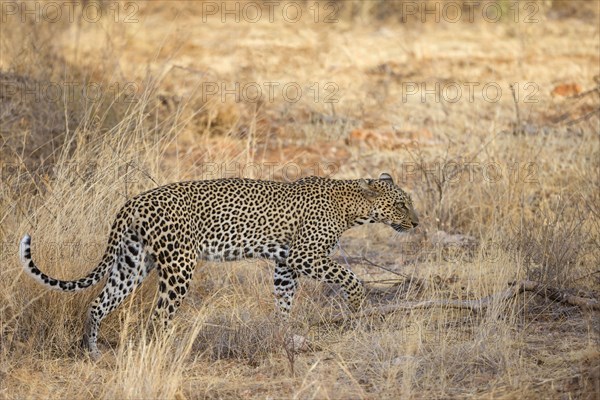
[1,1,599,399]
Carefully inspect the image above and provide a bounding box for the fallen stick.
[514,280,600,311]
[322,280,599,324]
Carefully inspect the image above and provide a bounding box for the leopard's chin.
[391,223,407,232]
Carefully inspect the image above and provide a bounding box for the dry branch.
[322,280,599,324]
[515,280,600,310]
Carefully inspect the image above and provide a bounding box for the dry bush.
[512,199,592,286]
[102,321,203,400]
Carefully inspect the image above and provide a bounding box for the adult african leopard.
[20,172,419,359]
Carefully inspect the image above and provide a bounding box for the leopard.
[20,172,419,359]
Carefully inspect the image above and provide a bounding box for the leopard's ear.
[359,179,379,199]
[379,172,394,184]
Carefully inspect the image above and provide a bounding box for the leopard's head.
[360,173,419,233]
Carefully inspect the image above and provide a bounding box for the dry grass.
[1,1,599,399]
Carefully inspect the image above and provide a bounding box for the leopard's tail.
[19,234,113,292]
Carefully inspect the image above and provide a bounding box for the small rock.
[286,334,311,353]
[392,356,417,366]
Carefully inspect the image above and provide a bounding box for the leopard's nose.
[408,209,419,228]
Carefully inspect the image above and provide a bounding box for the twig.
[571,83,600,99]
[509,83,522,135]
[572,269,600,283]
[566,107,600,126]
[361,256,409,278]
[515,280,599,310]
[318,280,599,324]
[363,279,407,285]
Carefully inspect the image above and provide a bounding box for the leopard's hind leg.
[150,247,197,334]
[273,260,299,318]
[84,229,154,359]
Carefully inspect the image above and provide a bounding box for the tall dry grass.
[1,1,599,399]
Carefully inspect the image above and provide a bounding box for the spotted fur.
[20,172,418,359]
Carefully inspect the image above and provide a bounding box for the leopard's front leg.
[286,250,366,311]
[273,260,299,318]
